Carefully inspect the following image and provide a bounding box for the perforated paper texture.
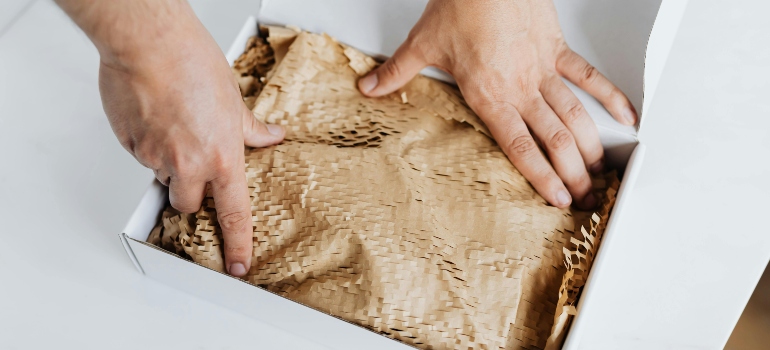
[148,27,619,350]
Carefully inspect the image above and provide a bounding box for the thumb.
[242,108,285,147]
[358,42,427,97]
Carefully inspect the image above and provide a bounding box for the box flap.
[258,0,687,136]
[642,0,689,131]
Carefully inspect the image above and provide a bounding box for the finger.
[168,176,206,214]
[557,49,638,126]
[242,108,285,147]
[519,96,596,209]
[358,39,427,97]
[473,100,573,208]
[153,168,171,186]
[541,76,604,174]
[210,157,253,277]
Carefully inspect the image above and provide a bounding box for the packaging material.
[257,0,684,167]
[119,1,690,349]
[148,27,619,349]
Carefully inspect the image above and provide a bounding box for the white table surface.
[0,1,324,349]
[0,1,768,349]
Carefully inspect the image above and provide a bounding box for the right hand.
[94,3,284,277]
[359,0,637,209]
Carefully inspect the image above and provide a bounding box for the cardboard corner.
[561,143,647,349]
[119,232,145,274]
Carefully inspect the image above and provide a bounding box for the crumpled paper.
[148,26,619,350]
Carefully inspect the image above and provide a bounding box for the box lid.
[258,0,689,137]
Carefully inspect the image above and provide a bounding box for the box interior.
[119,1,689,348]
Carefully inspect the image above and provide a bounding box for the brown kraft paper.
[148,26,619,350]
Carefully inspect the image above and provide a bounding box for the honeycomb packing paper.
[148,27,619,350]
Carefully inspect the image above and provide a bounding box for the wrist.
[97,20,198,73]
[98,12,204,72]
[58,0,204,72]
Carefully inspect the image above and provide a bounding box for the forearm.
[55,0,207,70]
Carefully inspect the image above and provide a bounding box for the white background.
[0,1,323,349]
[0,1,768,349]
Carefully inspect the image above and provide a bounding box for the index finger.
[210,155,253,277]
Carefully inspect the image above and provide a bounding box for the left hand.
[55,0,285,277]
[358,0,636,209]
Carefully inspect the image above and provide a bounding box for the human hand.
[56,0,284,276]
[358,0,636,209]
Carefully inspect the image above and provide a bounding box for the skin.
[359,0,637,209]
[55,0,634,277]
[55,0,285,277]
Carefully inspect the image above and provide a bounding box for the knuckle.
[133,143,154,164]
[120,137,136,156]
[153,171,170,186]
[517,76,537,95]
[562,103,586,124]
[518,96,543,115]
[465,85,515,117]
[580,63,599,83]
[211,153,236,174]
[174,156,203,180]
[169,144,190,167]
[473,97,509,116]
[547,129,574,152]
[174,162,194,179]
[224,244,250,256]
[463,87,495,110]
[382,58,403,79]
[218,210,251,233]
[505,135,538,159]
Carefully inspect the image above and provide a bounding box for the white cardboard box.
[119,1,688,348]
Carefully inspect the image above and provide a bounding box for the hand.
[358,0,636,209]
[56,0,284,276]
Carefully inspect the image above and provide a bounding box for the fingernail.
[267,124,284,136]
[228,262,247,276]
[590,159,604,175]
[623,107,637,125]
[583,192,597,209]
[556,190,572,207]
[359,73,378,94]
